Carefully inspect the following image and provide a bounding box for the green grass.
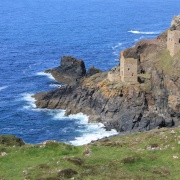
[0,127,179,179]
[155,49,180,77]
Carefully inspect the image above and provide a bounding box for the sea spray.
[68,113,118,146]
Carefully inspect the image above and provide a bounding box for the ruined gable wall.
[122,58,137,83]
[108,51,137,83]
[120,51,137,83]
[120,53,125,79]
[173,31,180,55]
[167,30,175,56]
[167,30,180,56]
[107,67,120,82]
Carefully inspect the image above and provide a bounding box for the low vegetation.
[155,50,180,77]
[0,127,179,179]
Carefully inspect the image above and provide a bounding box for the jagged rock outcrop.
[86,66,102,77]
[34,17,180,133]
[45,56,86,85]
[170,15,180,30]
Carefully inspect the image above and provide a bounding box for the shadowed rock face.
[34,19,180,134]
[45,56,86,85]
[86,66,102,77]
[33,71,177,133]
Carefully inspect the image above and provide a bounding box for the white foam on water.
[113,51,119,56]
[67,113,118,146]
[21,95,118,146]
[49,84,62,88]
[0,86,8,91]
[112,42,122,50]
[134,36,144,42]
[50,110,66,120]
[128,30,160,35]
[68,113,89,123]
[112,42,124,61]
[21,93,36,109]
[36,72,55,81]
[70,125,118,146]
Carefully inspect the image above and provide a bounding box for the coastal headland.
[34,16,180,134]
[0,16,180,180]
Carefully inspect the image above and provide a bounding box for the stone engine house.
[108,51,137,84]
[120,51,137,83]
[167,30,180,56]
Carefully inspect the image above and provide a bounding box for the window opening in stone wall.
[179,38,180,43]
[128,68,130,70]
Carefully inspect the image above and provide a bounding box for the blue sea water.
[0,0,180,145]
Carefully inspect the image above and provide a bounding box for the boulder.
[58,168,78,178]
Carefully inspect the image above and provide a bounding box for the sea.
[0,0,180,146]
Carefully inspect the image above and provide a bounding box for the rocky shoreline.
[33,17,180,134]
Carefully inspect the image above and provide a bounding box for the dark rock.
[58,168,78,178]
[0,135,25,146]
[170,15,180,30]
[86,66,102,77]
[64,157,84,166]
[65,109,72,116]
[45,56,86,85]
[34,67,179,132]
[89,115,102,122]
[121,155,142,164]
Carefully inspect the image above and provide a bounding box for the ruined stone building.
[167,30,180,56]
[107,66,120,82]
[167,15,180,57]
[108,51,137,84]
[120,51,137,83]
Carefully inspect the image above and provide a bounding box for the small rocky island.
[34,16,180,133]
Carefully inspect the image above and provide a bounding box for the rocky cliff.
[34,18,180,133]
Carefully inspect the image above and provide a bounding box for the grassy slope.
[0,127,179,180]
[155,50,180,77]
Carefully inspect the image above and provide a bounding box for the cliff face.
[34,23,180,133]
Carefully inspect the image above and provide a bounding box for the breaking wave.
[21,93,36,109]
[128,30,160,35]
[36,72,55,81]
[68,113,118,146]
[21,93,118,145]
[49,84,62,88]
